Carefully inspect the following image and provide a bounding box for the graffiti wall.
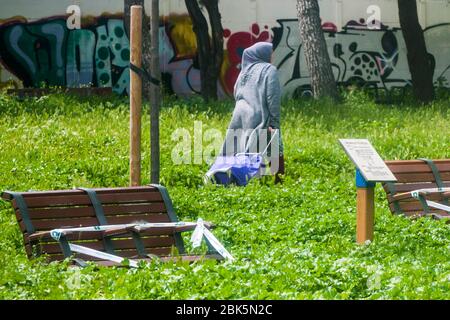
[1,0,450,98]
[272,19,450,98]
[0,17,131,94]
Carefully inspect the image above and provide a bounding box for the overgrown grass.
[0,90,449,299]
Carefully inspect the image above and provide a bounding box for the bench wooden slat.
[389,192,449,203]
[383,182,450,195]
[25,237,176,255]
[15,203,167,221]
[388,206,450,217]
[386,163,450,174]
[41,247,175,262]
[19,214,172,233]
[95,254,224,266]
[25,238,177,256]
[388,200,448,213]
[396,210,450,218]
[12,191,164,209]
[386,160,450,174]
[23,227,182,246]
[1,186,161,201]
[391,172,450,183]
[385,160,450,167]
[40,253,223,264]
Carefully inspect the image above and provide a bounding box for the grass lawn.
[0,91,449,299]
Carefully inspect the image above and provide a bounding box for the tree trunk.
[203,0,224,101]
[185,0,224,101]
[296,0,339,101]
[124,0,152,99]
[398,0,434,104]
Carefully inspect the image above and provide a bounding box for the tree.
[398,0,435,103]
[124,0,152,98]
[185,0,224,101]
[296,0,339,101]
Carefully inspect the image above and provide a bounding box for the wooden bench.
[1,185,224,267]
[382,159,450,220]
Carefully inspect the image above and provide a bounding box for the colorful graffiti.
[223,23,271,94]
[157,14,199,97]
[1,14,450,99]
[159,18,270,97]
[272,19,450,98]
[0,18,131,94]
[159,23,202,97]
[0,14,228,97]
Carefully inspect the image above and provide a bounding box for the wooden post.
[130,5,143,186]
[150,0,161,184]
[356,170,375,244]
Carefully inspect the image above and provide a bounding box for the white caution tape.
[411,188,450,199]
[69,244,139,268]
[191,218,205,248]
[410,188,450,213]
[191,219,235,261]
[50,221,197,241]
[50,219,234,266]
[426,201,450,213]
[203,228,235,261]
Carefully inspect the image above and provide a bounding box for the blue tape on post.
[356,169,376,188]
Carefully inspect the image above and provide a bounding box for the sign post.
[339,139,397,244]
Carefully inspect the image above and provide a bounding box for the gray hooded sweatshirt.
[222,42,283,156]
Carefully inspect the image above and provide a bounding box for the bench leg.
[356,187,375,244]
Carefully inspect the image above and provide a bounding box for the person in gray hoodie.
[222,42,285,184]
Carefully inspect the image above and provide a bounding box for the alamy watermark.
[171,122,280,173]
[66,5,81,30]
[367,5,381,30]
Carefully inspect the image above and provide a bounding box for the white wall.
[2,1,450,27]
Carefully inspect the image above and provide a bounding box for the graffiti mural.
[0,17,131,95]
[272,19,450,98]
[223,23,271,95]
[160,15,227,98]
[0,14,228,97]
[1,14,450,99]
[159,18,269,97]
[272,19,404,97]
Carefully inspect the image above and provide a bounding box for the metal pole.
[130,5,143,186]
[151,0,161,184]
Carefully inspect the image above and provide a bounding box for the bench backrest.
[1,185,186,262]
[382,160,450,217]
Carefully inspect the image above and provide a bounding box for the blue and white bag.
[204,130,279,186]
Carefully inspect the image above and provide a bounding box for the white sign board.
[339,139,397,183]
